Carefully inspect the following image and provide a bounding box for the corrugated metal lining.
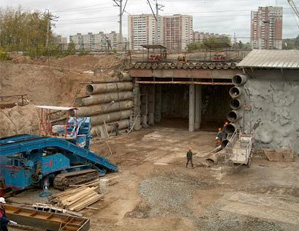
[237,50,299,69]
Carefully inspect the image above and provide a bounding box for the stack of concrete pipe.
[131,61,238,70]
[221,74,247,147]
[76,71,134,137]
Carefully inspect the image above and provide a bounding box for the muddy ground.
[8,125,299,231]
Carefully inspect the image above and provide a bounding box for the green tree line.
[0,7,76,58]
[187,36,233,52]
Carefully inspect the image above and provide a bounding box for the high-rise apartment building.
[128,14,192,51]
[251,6,283,50]
[128,14,163,50]
[162,14,193,51]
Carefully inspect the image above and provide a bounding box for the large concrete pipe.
[229,86,242,98]
[92,71,132,83]
[232,74,247,86]
[227,110,242,122]
[86,82,133,95]
[221,139,229,148]
[80,91,133,106]
[117,72,132,81]
[230,98,242,110]
[206,154,218,165]
[91,119,130,136]
[76,100,133,117]
[91,110,132,126]
[226,123,237,135]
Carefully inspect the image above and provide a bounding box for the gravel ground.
[197,201,286,231]
[139,175,207,218]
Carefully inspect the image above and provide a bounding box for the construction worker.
[222,122,229,140]
[186,148,194,168]
[115,121,120,136]
[217,128,223,141]
[0,197,16,231]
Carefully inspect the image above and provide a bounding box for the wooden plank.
[71,194,103,212]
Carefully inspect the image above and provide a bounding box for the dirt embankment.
[0,54,121,137]
[0,105,39,137]
[0,54,121,105]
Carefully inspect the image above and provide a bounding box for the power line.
[146,0,157,21]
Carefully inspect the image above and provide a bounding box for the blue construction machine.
[0,106,117,192]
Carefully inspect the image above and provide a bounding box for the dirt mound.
[0,54,122,137]
[0,104,39,137]
[10,54,121,72]
[0,55,122,106]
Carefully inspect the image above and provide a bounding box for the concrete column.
[148,85,155,125]
[195,85,202,130]
[141,85,149,127]
[133,81,141,130]
[154,85,162,123]
[189,84,195,132]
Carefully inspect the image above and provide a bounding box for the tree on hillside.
[187,35,231,52]
[282,36,299,50]
[0,7,56,57]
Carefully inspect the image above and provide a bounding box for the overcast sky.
[2,0,299,42]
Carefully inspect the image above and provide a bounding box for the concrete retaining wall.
[242,70,299,154]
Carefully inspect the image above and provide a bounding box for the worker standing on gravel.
[186,148,194,168]
[0,197,15,231]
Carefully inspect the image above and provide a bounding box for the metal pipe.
[229,86,242,98]
[80,91,133,106]
[91,119,130,136]
[86,82,133,95]
[91,110,132,126]
[76,100,133,117]
[232,74,247,85]
[230,98,242,110]
[227,110,242,122]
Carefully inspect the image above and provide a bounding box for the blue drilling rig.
[0,106,117,192]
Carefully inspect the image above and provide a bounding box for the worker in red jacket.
[0,197,9,231]
[0,197,17,231]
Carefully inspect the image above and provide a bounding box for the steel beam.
[129,69,240,79]
[5,204,90,231]
[136,81,233,85]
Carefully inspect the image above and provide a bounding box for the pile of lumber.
[51,186,103,212]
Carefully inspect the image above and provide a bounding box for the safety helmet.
[0,197,6,204]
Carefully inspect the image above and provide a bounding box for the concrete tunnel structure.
[128,63,241,131]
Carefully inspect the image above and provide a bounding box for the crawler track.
[53,169,99,190]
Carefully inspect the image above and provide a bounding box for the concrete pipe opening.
[226,123,236,135]
[230,98,241,110]
[232,74,247,86]
[229,86,242,98]
[206,155,218,166]
[227,110,242,122]
[221,139,229,148]
[86,85,94,94]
